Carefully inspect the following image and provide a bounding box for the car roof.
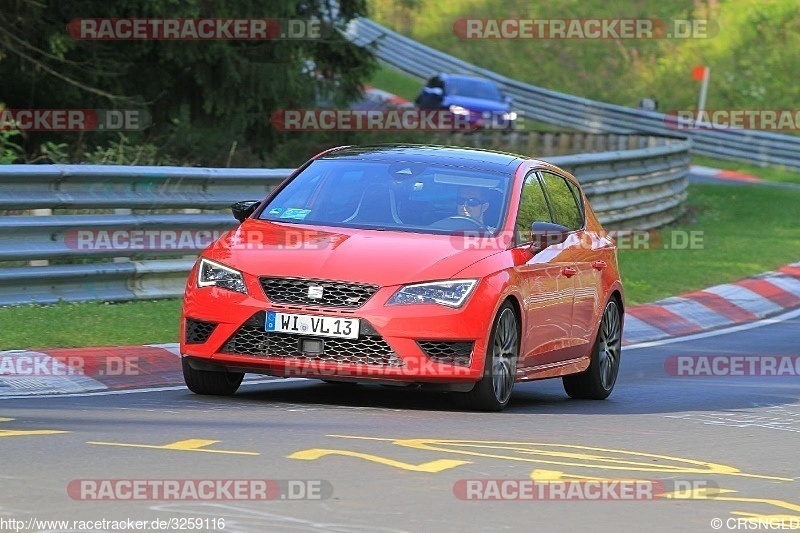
[318,144,526,174]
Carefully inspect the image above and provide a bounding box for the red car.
[180,145,624,411]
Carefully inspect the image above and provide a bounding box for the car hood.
[203,219,504,287]
[443,95,509,112]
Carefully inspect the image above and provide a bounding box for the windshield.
[259,159,512,235]
[447,78,504,101]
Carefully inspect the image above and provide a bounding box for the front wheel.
[182,357,244,396]
[563,298,622,400]
[460,302,519,411]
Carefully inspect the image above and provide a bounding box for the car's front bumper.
[180,277,501,384]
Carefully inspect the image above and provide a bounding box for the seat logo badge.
[307,285,324,299]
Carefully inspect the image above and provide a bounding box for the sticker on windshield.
[268,207,285,217]
[279,208,311,220]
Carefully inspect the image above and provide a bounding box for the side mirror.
[529,221,571,253]
[231,200,261,223]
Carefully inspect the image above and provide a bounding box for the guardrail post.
[557,133,571,155]
[525,131,539,156]
[28,209,52,266]
[112,208,132,263]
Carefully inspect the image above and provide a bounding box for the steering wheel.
[430,215,487,230]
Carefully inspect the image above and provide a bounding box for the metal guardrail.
[0,132,689,305]
[1,165,289,210]
[347,18,800,170]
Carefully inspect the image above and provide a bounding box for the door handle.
[592,260,607,270]
[561,266,577,277]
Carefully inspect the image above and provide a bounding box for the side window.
[541,172,584,231]
[565,178,585,223]
[515,172,551,243]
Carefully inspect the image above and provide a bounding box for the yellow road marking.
[0,417,67,438]
[327,436,790,481]
[529,469,637,483]
[720,497,800,515]
[315,435,798,518]
[88,439,259,456]
[160,439,220,450]
[288,448,470,472]
[731,512,800,522]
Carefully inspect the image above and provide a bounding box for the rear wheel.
[461,302,519,411]
[182,357,244,396]
[563,298,622,400]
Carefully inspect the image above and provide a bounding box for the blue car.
[415,74,517,129]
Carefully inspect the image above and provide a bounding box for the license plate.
[266,311,359,339]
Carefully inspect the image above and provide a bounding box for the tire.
[182,357,244,396]
[563,298,622,400]
[461,302,519,411]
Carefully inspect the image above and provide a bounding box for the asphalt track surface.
[1,309,798,533]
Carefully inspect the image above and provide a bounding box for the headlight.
[197,258,248,294]
[449,105,471,116]
[501,112,518,121]
[386,279,478,308]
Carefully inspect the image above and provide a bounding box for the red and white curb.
[0,344,182,396]
[624,261,800,343]
[361,85,413,108]
[2,261,799,396]
[690,165,763,183]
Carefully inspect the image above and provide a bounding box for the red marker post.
[693,65,710,118]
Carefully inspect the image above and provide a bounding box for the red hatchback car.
[180,145,624,410]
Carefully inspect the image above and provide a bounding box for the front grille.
[417,340,474,366]
[260,277,379,309]
[222,315,403,367]
[185,319,217,344]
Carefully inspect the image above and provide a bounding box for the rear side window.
[541,172,584,231]
[515,172,551,243]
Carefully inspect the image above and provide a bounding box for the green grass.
[619,183,800,305]
[0,299,182,350]
[691,155,800,185]
[368,65,422,102]
[1,182,798,349]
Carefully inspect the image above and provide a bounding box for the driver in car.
[457,186,490,224]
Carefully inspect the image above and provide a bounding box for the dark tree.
[0,0,376,164]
